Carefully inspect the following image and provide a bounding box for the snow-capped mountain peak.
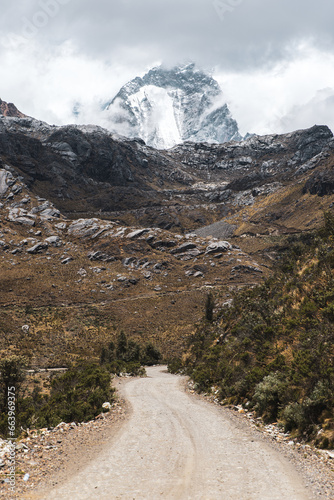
[104,64,241,149]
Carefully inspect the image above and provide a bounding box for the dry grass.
[0,212,268,367]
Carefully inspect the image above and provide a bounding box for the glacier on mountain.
[104,64,242,149]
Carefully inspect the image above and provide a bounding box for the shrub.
[142,343,162,366]
[282,381,332,436]
[167,358,183,374]
[252,372,288,422]
[192,366,214,392]
[36,363,114,427]
[100,333,162,370]
[282,402,306,432]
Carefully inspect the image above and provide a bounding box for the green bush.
[101,333,162,370]
[38,363,114,427]
[252,372,288,422]
[142,343,162,366]
[0,361,116,436]
[167,358,183,374]
[182,214,334,445]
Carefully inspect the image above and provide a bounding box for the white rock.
[68,219,101,237]
[45,236,61,247]
[40,208,61,219]
[55,222,67,230]
[27,242,48,254]
[126,228,150,239]
[0,169,15,196]
[206,241,232,254]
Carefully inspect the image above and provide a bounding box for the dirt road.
[44,366,311,499]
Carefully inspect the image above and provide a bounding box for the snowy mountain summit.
[104,64,242,149]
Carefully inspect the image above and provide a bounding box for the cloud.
[216,43,334,135]
[2,0,334,70]
[0,0,334,134]
[276,89,334,134]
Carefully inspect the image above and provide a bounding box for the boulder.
[27,242,48,254]
[170,243,197,255]
[7,208,36,226]
[206,241,232,254]
[149,239,177,249]
[61,257,74,264]
[117,275,128,282]
[0,169,15,196]
[231,264,263,274]
[88,251,115,262]
[123,257,137,267]
[55,222,67,230]
[45,236,62,247]
[40,208,61,219]
[126,228,150,239]
[68,219,101,238]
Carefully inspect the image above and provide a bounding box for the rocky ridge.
[1,113,334,235]
[0,99,25,119]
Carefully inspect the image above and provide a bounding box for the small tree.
[205,293,214,322]
[142,343,162,366]
[126,340,141,362]
[116,331,128,361]
[100,341,116,365]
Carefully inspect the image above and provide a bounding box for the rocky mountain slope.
[0,163,267,366]
[104,64,241,149]
[0,114,333,236]
[0,105,334,366]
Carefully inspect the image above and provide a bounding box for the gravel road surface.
[43,365,312,499]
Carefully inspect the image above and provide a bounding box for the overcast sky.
[1,0,334,135]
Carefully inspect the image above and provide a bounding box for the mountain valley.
[0,93,333,459]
